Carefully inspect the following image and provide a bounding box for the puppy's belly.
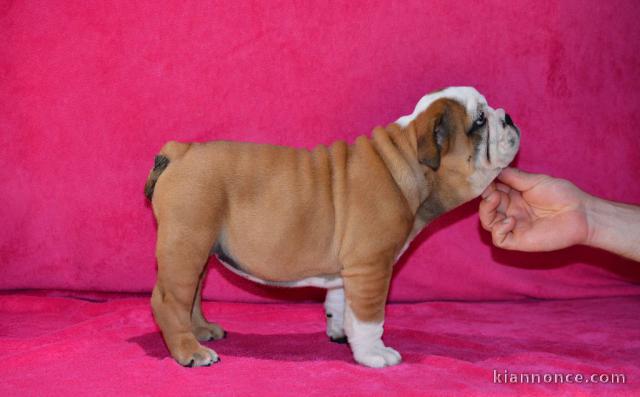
[213,245,343,289]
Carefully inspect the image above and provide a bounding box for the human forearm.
[585,195,640,261]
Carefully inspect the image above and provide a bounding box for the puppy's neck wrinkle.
[370,125,428,215]
[417,188,447,226]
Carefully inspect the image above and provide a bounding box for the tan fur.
[148,98,484,366]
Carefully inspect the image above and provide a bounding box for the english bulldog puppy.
[145,87,520,368]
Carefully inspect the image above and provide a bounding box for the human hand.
[479,167,591,252]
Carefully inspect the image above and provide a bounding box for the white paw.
[324,288,345,342]
[353,345,402,368]
[326,313,346,340]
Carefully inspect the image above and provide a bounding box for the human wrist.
[583,194,607,249]
[583,194,640,261]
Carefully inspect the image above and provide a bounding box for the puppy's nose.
[505,113,514,127]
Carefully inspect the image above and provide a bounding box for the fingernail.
[502,217,511,224]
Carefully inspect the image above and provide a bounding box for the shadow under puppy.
[144,87,520,368]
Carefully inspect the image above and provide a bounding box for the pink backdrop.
[1,1,639,302]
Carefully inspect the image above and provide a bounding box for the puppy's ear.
[413,99,455,171]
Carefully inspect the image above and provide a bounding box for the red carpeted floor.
[1,292,638,396]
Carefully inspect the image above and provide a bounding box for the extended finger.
[496,190,510,214]
[495,182,511,194]
[479,192,501,230]
[498,167,547,192]
[481,182,496,199]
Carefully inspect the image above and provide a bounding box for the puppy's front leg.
[324,287,346,343]
[342,263,401,368]
[344,305,401,368]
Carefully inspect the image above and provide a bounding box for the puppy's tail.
[144,141,190,201]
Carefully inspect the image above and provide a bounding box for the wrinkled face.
[396,87,520,205]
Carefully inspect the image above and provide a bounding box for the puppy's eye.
[468,112,486,135]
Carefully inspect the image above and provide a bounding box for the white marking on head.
[469,105,520,195]
[396,87,487,127]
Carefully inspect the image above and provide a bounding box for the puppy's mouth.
[485,123,491,164]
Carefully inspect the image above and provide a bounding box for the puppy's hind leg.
[151,224,220,367]
[324,287,347,343]
[191,269,226,342]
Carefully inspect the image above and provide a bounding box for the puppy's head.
[397,87,520,207]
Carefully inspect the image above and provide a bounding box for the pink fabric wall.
[1,1,639,302]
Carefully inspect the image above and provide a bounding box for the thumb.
[497,167,547,192]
